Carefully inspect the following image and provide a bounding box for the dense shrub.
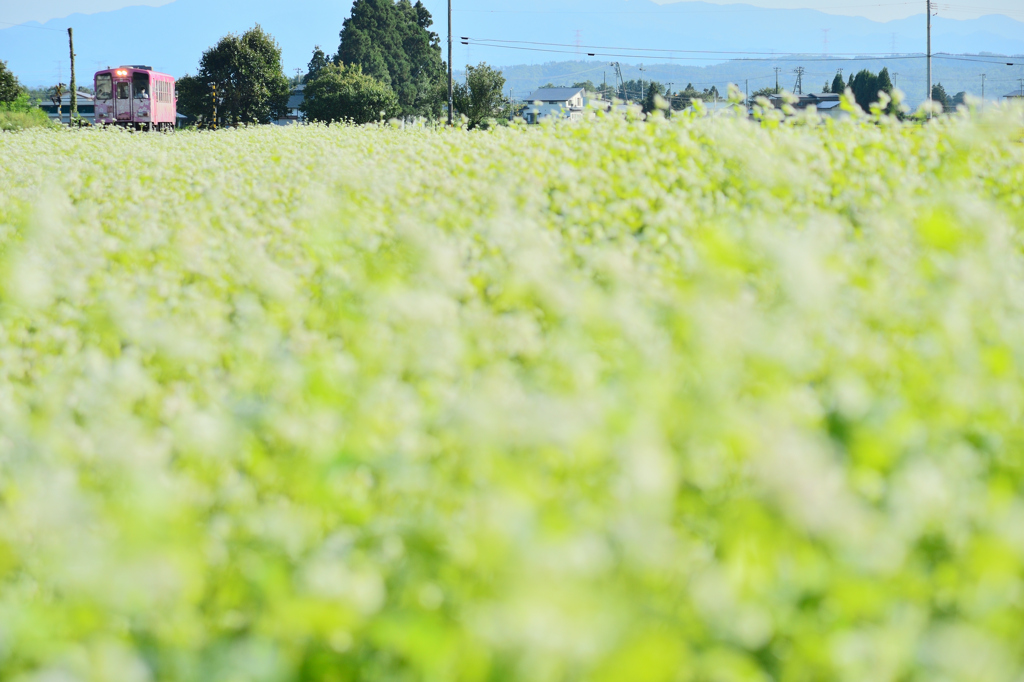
[0,93,53,130]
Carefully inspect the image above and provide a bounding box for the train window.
[96,74,112,100]
[133,72,150,100]
[116,82,130,99]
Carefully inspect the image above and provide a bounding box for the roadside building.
[38,91,96,124]
[1004,90,1024,101]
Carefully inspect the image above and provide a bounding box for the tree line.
[177,0,509,127]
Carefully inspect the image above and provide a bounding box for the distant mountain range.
[2,0,1023,103]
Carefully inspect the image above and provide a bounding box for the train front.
[94,67,174,129]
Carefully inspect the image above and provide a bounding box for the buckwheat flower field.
[1,104,1024,682]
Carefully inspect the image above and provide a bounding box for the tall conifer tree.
[335,0,444,119]
[831,72,846,97]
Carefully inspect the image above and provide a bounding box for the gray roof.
[287,93,304,109]
[44,90,95,105]
[1005,91,1024,98]
[525,87,585,103]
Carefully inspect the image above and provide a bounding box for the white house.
[522,87,586,123]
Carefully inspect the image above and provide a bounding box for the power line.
[462,37,1020,66]
[466,37,917,56]
[453,2,922,15]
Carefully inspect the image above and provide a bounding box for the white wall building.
[522,87,586,123]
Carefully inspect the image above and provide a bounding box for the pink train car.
[94,66,176,130]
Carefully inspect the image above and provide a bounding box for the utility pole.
[68,28,77,123]
[927,0,932,108]
[447,0,453,126]
[793,66,805,96]
[745,79,749,107]
[209,82,218,130]
[639,64,646,100]
[981,73,986,110]
[774,66,781,94]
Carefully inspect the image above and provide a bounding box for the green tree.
[931,82,950,108]
[177,25,290,126]
[674,83,707,109]
[304,46,330,84]
[823,81,831,94]
[952,91,968,107]
[452,63,506,129]
[0,60,23,104]
[174,75,210,125]
[302,63,400,124]
[831,71,846,96]
[642,81,665,114]
[335,0,445,119]
[849,69,879,110]
[876,68,894,96]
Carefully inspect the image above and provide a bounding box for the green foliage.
[304,45,330,85]
[847,68,894,111]
[0,60,23,104]
[452,62,507,129]
[301,63,400,124]
[932,82,951,108]
[1,105,1024,681]
[672,82,720,109]
[642,81,665,114]
[877,67,894,95]
[831,71,846,96]
[335,0,444,119]
[0,93,51,130]
[177,25,291,125]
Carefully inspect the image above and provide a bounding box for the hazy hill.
[2,0,1022,104]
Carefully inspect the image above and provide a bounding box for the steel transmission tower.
[793,67,805,96]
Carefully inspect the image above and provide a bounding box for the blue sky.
[3,0,1023,27]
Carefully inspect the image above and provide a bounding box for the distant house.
[37,91,95,124]
[767,92,847,118]
[1004,90,1024,100]
[522,87,586,123]
[275,85,305,125]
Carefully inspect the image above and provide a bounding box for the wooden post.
[68,28,77,122]
[50,83,66,124]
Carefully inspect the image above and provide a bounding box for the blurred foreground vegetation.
[1,104,1024,681]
